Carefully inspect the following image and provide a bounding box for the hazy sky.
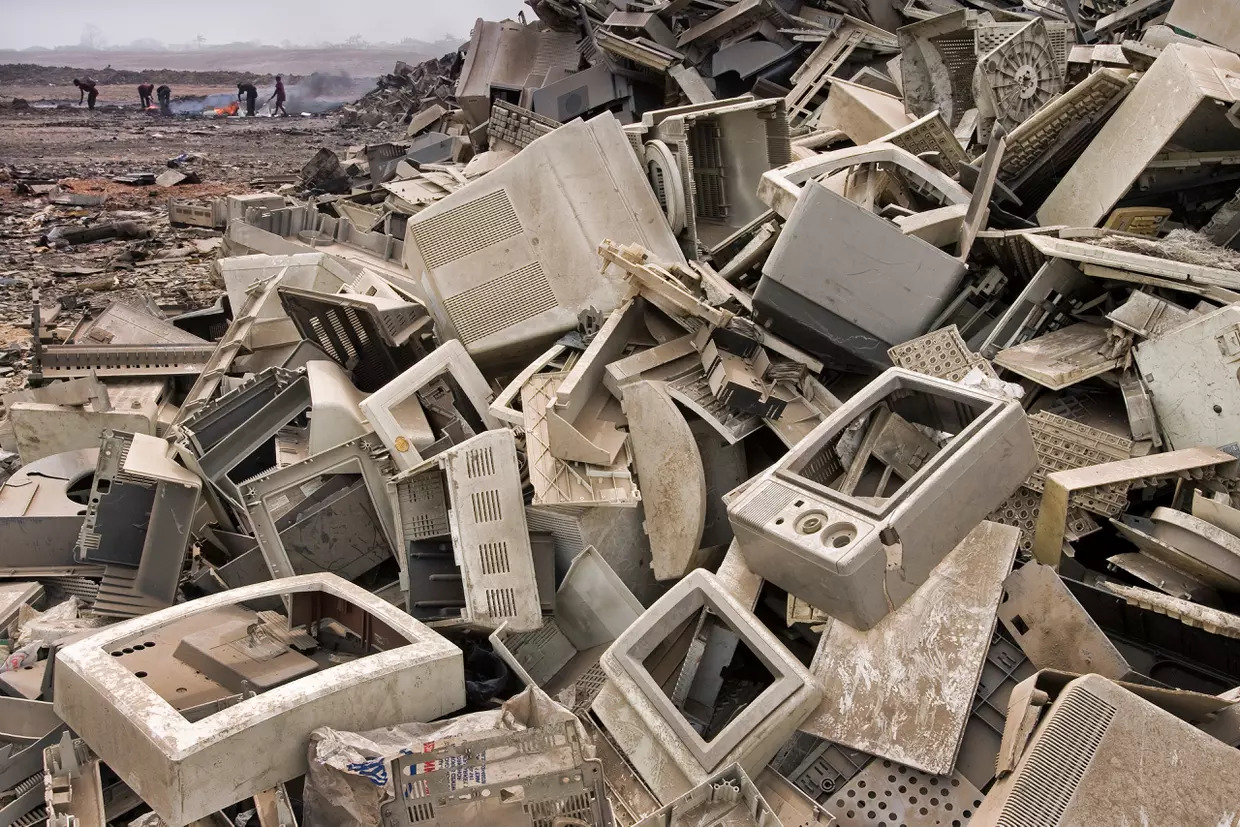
[1,0,528,49]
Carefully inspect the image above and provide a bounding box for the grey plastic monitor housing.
[726,368,1036,630]
[593,569,821,803]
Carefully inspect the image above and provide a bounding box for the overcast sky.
[1,0,527,49]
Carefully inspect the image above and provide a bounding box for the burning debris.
[3,1,1240,826]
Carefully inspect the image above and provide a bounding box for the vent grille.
[486,587,518,618]
[396,472,449,540]
[443,261,558,345]
[527,792,598,827]
[465,445,495,478]
[479,541,511,574]
[411,189,523,270]
[997,686,1116,827]
[471,489,504,523]
[737,480,796,528]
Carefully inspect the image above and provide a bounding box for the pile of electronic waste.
[4,0,1240,825]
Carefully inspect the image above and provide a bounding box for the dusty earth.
[0,98,395,396]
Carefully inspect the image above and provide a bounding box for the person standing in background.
[269,74,288,117]
[137,82,154,108]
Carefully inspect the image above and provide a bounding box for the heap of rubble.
[336,52,463,129]
[4,0,1240,826]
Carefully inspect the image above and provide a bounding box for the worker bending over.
[157,85,171,115]
[237,81,258,116]
[73,77,98,110]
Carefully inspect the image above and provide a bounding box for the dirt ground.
[1,83,238,105]
[0,102,394,395]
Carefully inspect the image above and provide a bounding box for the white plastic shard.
[359,339,498,471]
[592,569,822,804]
[799,521,1018,775]
[623,380,708,581]
[53,574,465,827]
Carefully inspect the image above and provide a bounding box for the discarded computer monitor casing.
[53,574,465,827]
[727,368,1036,630]
[592,569,822,804]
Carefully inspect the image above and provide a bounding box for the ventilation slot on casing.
[410,189,524,270]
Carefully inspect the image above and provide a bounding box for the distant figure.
[73,77,98,110]
[157,84,171,115]
[237,81,258,116]
[269,74,288,117]
[137,82,154,108]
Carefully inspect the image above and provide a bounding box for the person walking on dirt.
[237,81,258,116]
[137,82,154,108]
[73,77,98,110]
[157,84,172,115]
[268,75,289,117]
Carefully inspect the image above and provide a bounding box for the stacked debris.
[336,52,463,129]
[5,1,1240,826]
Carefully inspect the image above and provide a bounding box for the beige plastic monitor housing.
[359,339,499,471]
[217,253,357,349]
[387,428,543,632]
[53,574,465,827]
[727,368,1037,630]
[592,569,822,804]
[971,672,1240,825]
[402,113,684,367]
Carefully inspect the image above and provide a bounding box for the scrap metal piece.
[800,521,1018,775]
[1107,551,1221,603]
[389,429,542,632]
[1031,447,1238,567]
[1106,290,1191,340]
[728,368,1037,630]
[997,562,1133,679]
[972,673,1240,824]
[878,110,967,177]
[1147,506,1240,589]
[53,574,465,827]
[1134,304,1240,450]
[360,339,497,471]
[624,381,708,581]
[593,569,822,804]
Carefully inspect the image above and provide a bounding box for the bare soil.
[0,102,394,394]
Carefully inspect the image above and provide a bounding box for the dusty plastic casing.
[53,573,465,827]
[726,367,1036,630]
[592,569,822,804]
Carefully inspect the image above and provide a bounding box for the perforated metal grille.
[689,121,729,221]
[930,32,979,123]
[527,791,599,827]
[443,261,558,345]
[997,686,1115,827]
[411,189,523,270]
